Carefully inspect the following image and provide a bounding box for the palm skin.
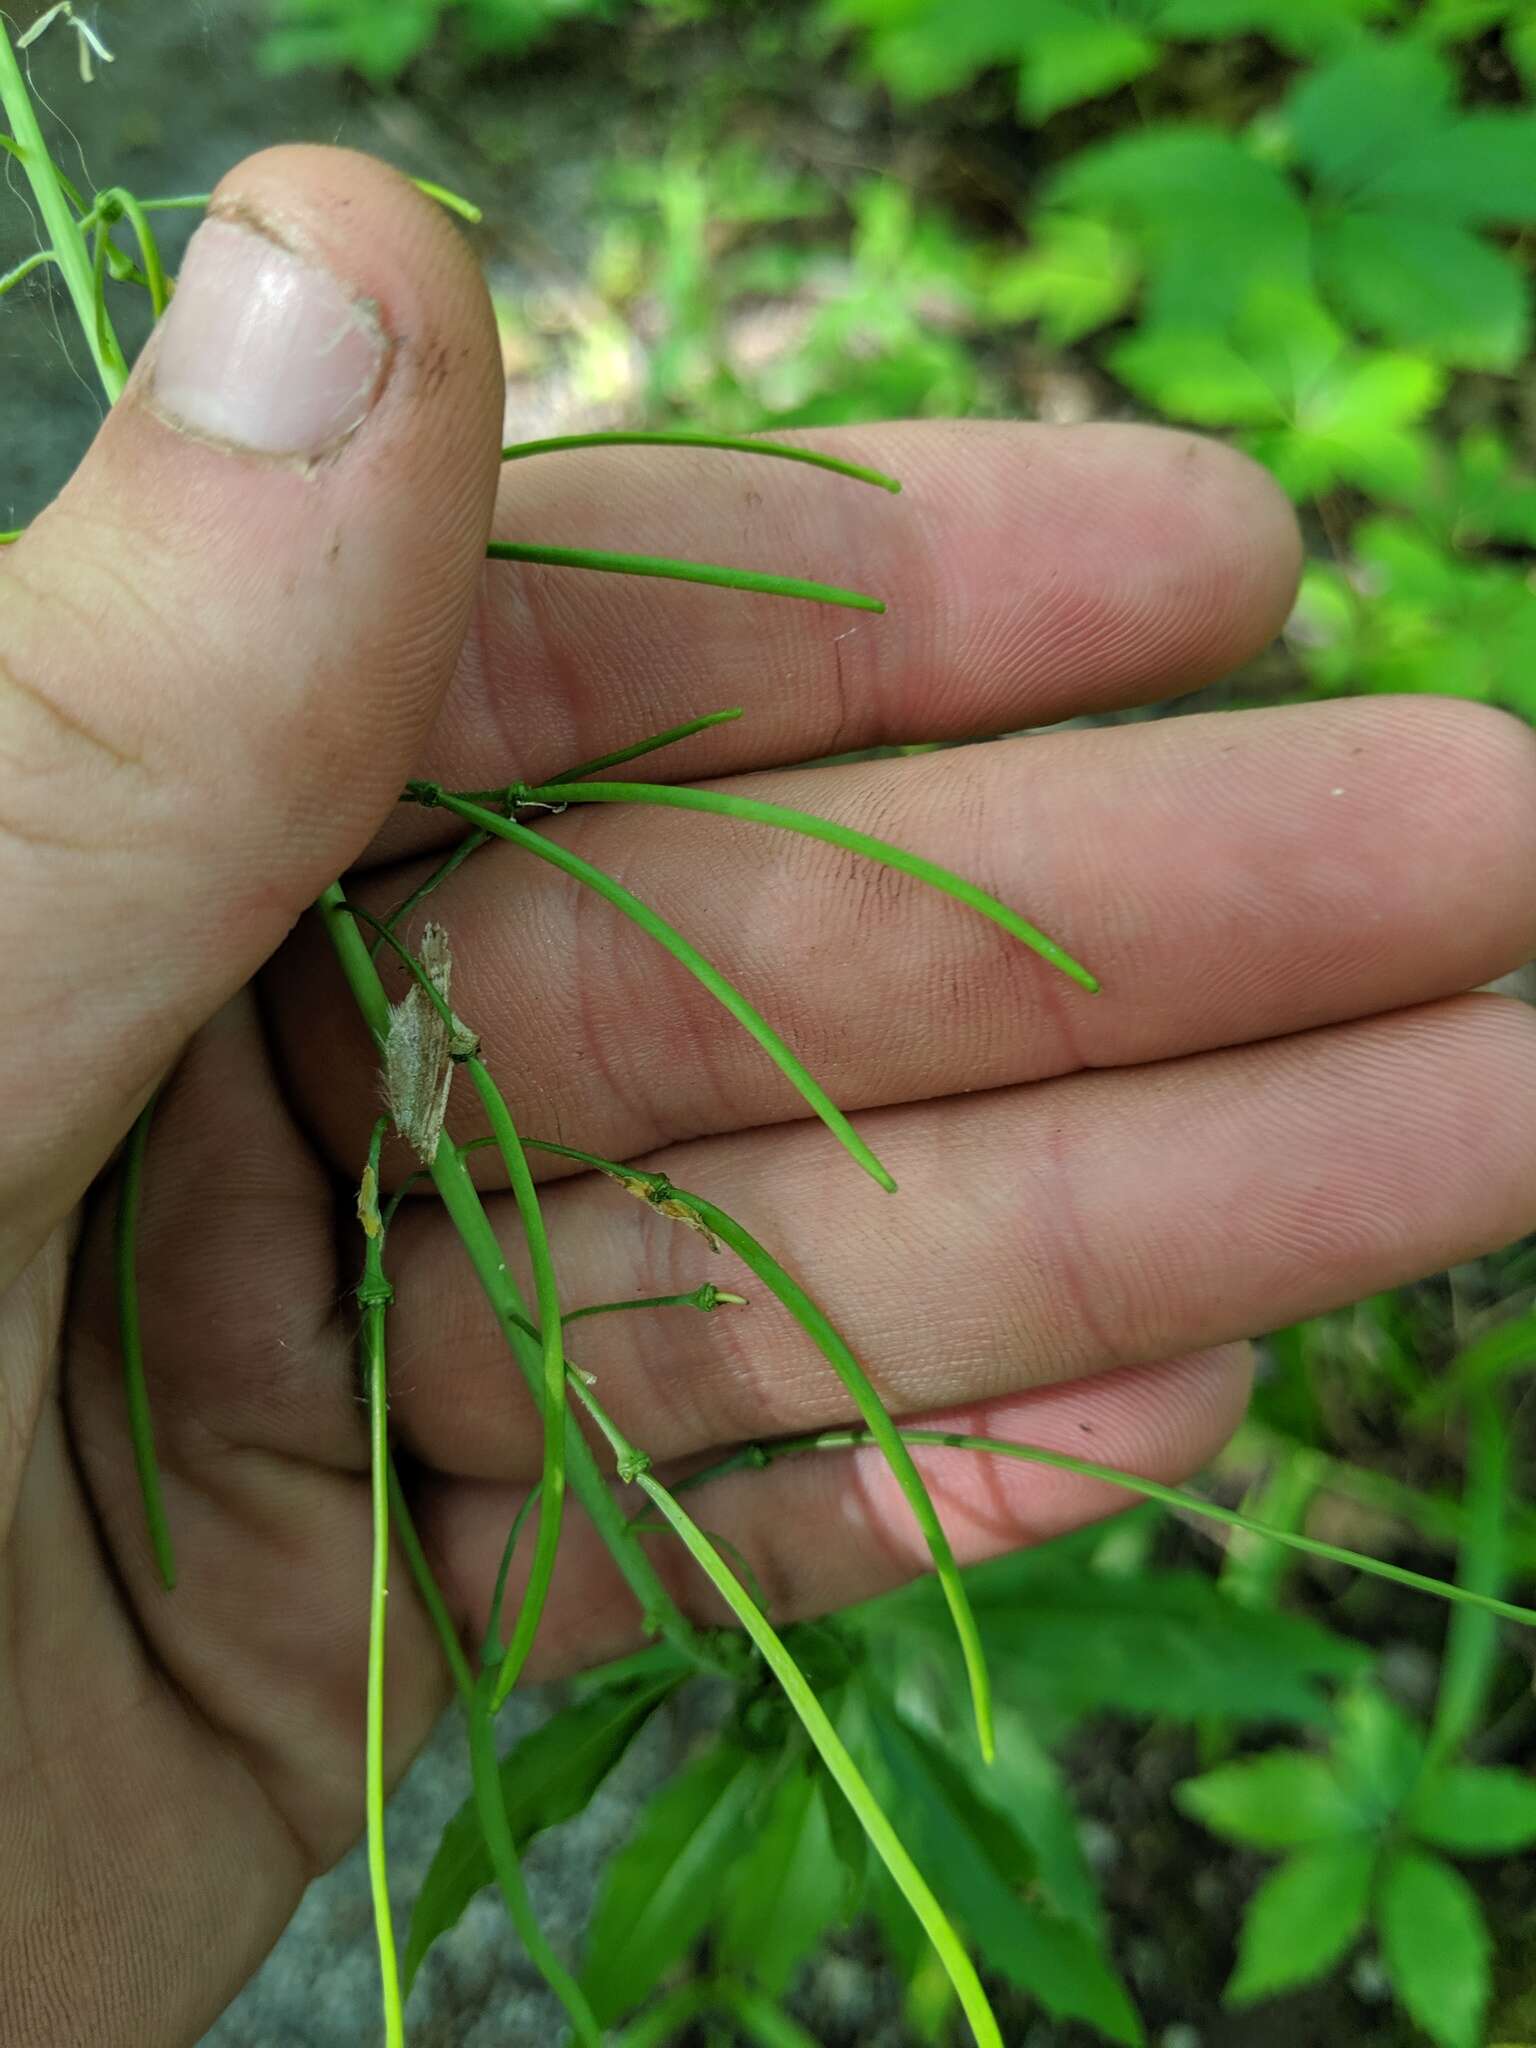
[6,152,1536,2048]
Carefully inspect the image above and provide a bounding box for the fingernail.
[150,215,388,458]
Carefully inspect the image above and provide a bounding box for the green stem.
[357,1123,405,2048]
[563,1283,745,1324]
[0,246,55,293]
[486,540,884,613]
[521,778,1099,994]
[315,885,723,1675]
[95,187,168,315]
[403,792,897,1191]
[468,1674,603,2047]
[387,1457,476,1707]
[450,709,744,802]
[632,1467,1001,2048]
[676,1425,1536,1631]
[0,23,127,398]
[669,1186,993,1765]
[482,1484,541,1667]
[461,1058,570,1713]
[113,1093,176,1590]
[1429,1386,1511,1762]
[715,1981,824,2048]
[518,1135,992,1757]
[375,829,490,955]
[501,431,900,494]
[612,1983,715,2048]
[551,708,743,783]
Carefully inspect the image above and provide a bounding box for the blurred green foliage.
[266,2,1536,2042]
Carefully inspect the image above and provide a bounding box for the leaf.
[1281,37,1536,365]
[1332,1684,1426,1825]
[824,0,1161,116]
[1284,38,1457,198]
[975,1705,1105,1934]
[1054,127,1308,327]
[1226,1838,1377,2004]
[1158,0,1388,54]
[1377,1848,1492,2048]
[986,213,1139,345]
[1177,1752,1371,1849]
[1018,15,1159,121]
[1111,329,1284,425]
[583,1739,765,2024]
[717,1764,848,1995]
[402,1678,676,1992]
[874,1710,1145,2045]
[1408,1765,1536,1855]
[967,1566,1364,1724]
[1316,210,1527,370]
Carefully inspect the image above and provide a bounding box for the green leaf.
[1177,1752,1371,1849]
[874,1710,1145,2044]
[1316,209,1527,369]
[583,1739,765,2025]
[1054,128,1308,327]
[966,1567,1363,1724]
[1291,519,1536,708]
[716,1764,848,1995]
[1111,328,1285,425]
[974,1705,1105,1934]
[1282,38,1536,366]
[1226,1838,1377,2004]
[1332,1684,1427,1825]
[1365,110,1536,224]
[1158,0,1387,54]
[1377,1849,1491,2048]
[1284,39,1456,199]
[402,1678,677,1993]
[1018,16,1159,121]
[825,0,1161,116]
[1408,1765,1536,1855]
[986,213,1139,345]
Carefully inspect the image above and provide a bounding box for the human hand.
[6,146,1536,2045]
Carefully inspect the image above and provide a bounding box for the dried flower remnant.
[383,922,478,1162]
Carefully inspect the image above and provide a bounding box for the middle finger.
[272,693,1536,1184]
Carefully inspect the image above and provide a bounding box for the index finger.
[366,420,1301,863]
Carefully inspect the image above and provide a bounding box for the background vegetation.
[8,2,1536,2043]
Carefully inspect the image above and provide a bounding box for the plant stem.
[563,1283,745,1324]
[669,1186,994,1765]
[467,1673,603,2047]
[0,22,127,398]
[520,778,1100,993]
[675,1424,1536,1631]
[401,794,897,1190]
[1429,1386,1511,1762]
[386,1458,476,1707]
[486,540,884,613]
[314,885,724,1675]
[113,1092,176,1590]
[461,1057,569,1712]
[501,431,901,493]
[375,828,490,954]
[357,1124,405,2048]
[632,1465,1001,2048]
[551,1365,999,2046]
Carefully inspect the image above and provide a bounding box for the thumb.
[0,146,502,1283]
